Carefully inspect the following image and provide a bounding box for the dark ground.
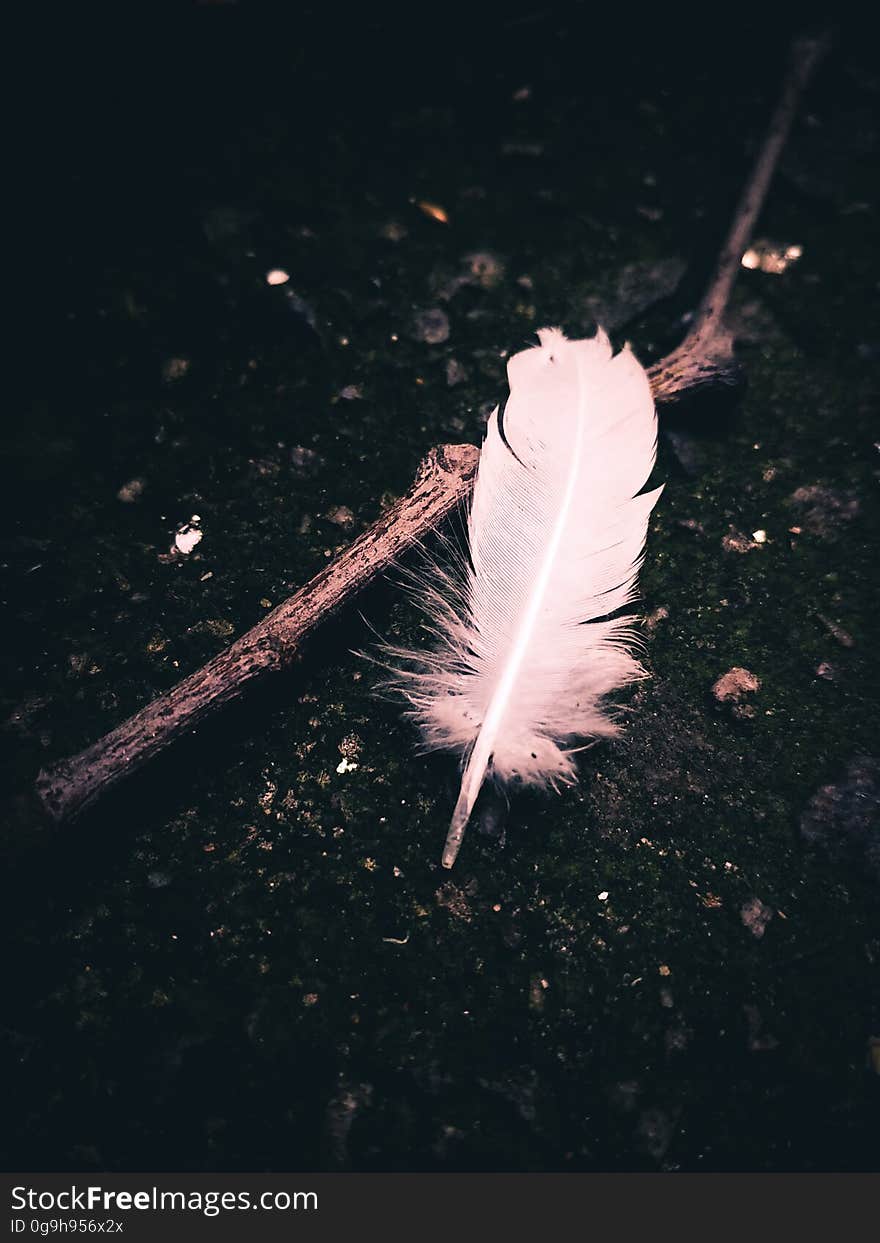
[3,6,879,1171]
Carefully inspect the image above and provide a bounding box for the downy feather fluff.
[384,327,662,868]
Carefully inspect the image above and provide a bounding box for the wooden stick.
[648,30,830,404]
[36,445,479,823]
[35,32,828,827]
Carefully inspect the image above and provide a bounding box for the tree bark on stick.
[36,445,479,822]
[35,31,829,826]
[647,32,829,404]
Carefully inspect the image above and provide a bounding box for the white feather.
[383,327,662,867]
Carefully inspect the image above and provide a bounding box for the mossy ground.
[3,10,878,1170]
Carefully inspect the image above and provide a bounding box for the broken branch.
[648,30,830,403]
[36,445,479,823]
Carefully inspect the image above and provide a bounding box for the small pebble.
[644,605,669,631]
[291,445,325,477]
[463,251,504,288]
[740,896,774,939]
[721,527,763,554]
[412,307,451,345]
[162,358,190,382]
[741,239,803,274]
[326,505,355,528]
[117,478,146,503]
[712,667,761,711]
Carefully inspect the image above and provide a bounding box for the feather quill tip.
[442,800,469,869]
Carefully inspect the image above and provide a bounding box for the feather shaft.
[441,346,591,867]
[383,327,662,868]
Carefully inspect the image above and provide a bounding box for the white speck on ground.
[174,525,203,555]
